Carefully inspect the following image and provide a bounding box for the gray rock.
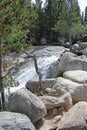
[0,127,4,130]
[53,77,87,103]
[55,77,80,90]
[57,101,87,130]
[70,83,87,103]
[0,112,36,130]
[44,88,56,93]
[61,92,73,111]
[33,46,67,57]
[72,43,80,50]
[43,90,73,111]
[79,42,87,49]
[40,38,47,45]
[64,42,71,48]
[44,87,57,97]
[26,79,56,94]
[39,96,65,110]
[59,52,87,72]
[8,88,47,123]
[63,70,87,84]
[52,77,79,97]
[82,48,87,56]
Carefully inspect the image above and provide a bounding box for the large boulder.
[64,42,71,48]
[53,77,87,103]
[79,42,87,49]
[8,88,47,123]
[32,46,67,57]
[53,77,80,96]
[72,43,80,50]
[55,77,80,90]
[63,70,87,84]
[57,102,87,130]
[26,79,56,94]
[39,96,65,110]
[44,87,58,97]
[59,52,87,72]
[82,48,87,57]
[61,92,73,111]
[0,112,36,130]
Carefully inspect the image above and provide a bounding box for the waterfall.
[5,46,67,93]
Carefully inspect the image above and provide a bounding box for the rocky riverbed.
[3,45,67,78]
[1,43,87,130]
[4,46,67,94]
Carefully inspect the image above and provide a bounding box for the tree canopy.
[53,0,86,45]
[0,0,87,46]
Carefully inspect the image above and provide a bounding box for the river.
[5,46,67,93]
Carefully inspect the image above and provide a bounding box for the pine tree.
[0,0,36,109]
[54,0,84,46]
[35,0,45,44]
[44,0,63,43]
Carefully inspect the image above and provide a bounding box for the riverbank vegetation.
[1,0,87,49]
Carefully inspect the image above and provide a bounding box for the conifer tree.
[54,0,85,45]
[44,0,62,43]
[0,0,37,109]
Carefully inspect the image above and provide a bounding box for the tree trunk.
[68,33,72,50]
[0,37,5,110]
[33,55,42,90]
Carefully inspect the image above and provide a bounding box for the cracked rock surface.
[57,101,87,130]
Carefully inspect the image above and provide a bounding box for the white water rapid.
[5,46,67,93]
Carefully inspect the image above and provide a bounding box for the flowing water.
[5,46,67,93]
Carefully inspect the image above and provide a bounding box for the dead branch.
[22,49,43,92]
[2,65,15,78]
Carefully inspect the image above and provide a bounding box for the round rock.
[0,112,36,130]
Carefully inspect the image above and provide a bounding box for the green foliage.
[1,0,87,47]
[0,0,38,109]
[71,23,87,40]
[72,50,83,56]
[56,71,63,77]
[1,0,38,49]
[4,74,19,95]
[25,44,35,51]
[44,0,62,43]
[0,106,7,112]
[85,6,87,22]
[53,0,85,44]
[3,59,14,71]
[57,37,66,45]
[4,74,19,87]
[53,84,65,97]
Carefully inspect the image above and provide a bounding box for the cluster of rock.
[59,51,87,72]
[2,69,87,129]
[0,112,36,130]
[72,42,87,56]
[1,44,87,130]
[57,101,87,130]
